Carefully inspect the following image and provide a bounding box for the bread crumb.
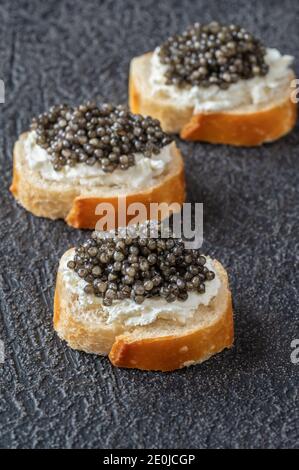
[179,346,188,353]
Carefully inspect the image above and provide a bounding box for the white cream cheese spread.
[24,131,172,190]
[150,48,294,113]
[61,252,221,327]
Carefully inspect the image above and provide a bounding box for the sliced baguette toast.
[54,249,234,372]
[10,134,185,229]
[129,52,297,146]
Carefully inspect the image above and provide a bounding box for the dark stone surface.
[0,0,298,449]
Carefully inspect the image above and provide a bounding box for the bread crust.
[54,251,234,372]
[180,97,297,145]
[10,134,186,229]
[129,52,297,146]
[109,297,233,371]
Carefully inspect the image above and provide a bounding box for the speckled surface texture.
[0,0,298,449]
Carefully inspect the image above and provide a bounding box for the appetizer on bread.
[129,22,297,145]
[54,222,234,371]
[10,103,185,229]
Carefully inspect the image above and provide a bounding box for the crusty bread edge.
[129,52,297,145]
[109,260,233,371]
[10,134,186,229]
[65,144,186,228]
[180,95,297,145]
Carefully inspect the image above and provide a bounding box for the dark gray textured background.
[0,0,298,449]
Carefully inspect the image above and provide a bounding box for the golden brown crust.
[180,97,297,146]
[109,292,233,372]
[10,134,185,229]
[129,52,297,145]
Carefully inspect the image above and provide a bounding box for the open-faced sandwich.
[54,222,234,371]
[10,103,185,229]
[129,22,297,146]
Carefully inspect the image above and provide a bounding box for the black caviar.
[67,223,216,306]
[30,103,172,172]
[158,21,269,88]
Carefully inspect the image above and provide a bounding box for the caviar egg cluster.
[67,224,216,306]
[30,102,173,172]
[158,21,269,89]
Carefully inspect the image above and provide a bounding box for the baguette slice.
[129,52,297,146]
[54,249,234,372]
[10,134,185,229]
